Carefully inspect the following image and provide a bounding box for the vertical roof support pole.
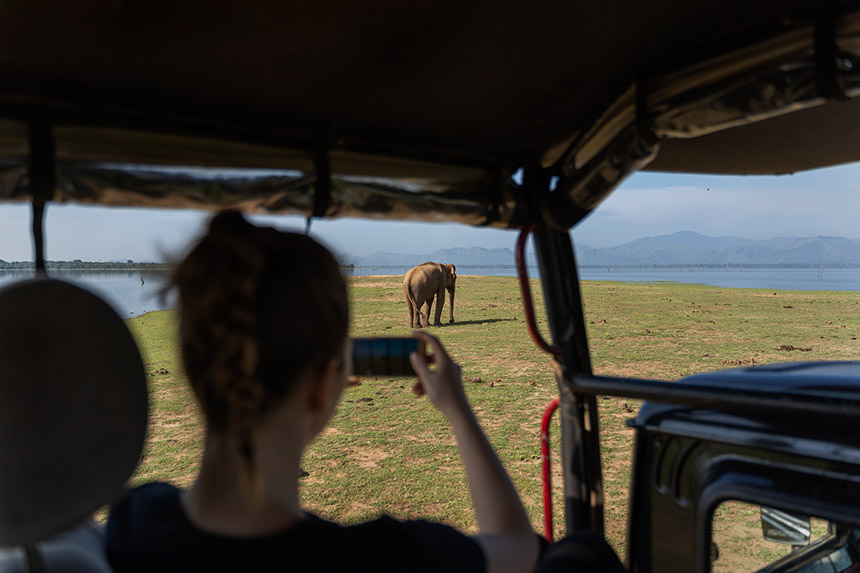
[523,164,605,536]
[28,120,54,278]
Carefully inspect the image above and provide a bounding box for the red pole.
[541,398,560,541]
[516,225,563,357]
[519,225,563,539]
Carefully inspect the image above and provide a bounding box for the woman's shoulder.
[108,484,187,537]
[112,482,182,520]
[106,482,191,571]
[122,481,180,501]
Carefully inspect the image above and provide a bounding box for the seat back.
[0,279,148,572]
[0,520,112,573]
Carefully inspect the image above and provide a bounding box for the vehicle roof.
[635,362,860,441]
[1,1,859,227]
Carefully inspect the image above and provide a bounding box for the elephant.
[403,262,456,328]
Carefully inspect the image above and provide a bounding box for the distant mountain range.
[574,231,860,266]
[343,232,860,267]
[344,247,525,268]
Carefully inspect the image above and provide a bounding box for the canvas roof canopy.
[0,1,859,230]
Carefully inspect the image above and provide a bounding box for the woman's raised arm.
[410,331,539,573]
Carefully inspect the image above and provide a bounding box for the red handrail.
[519,224,563,539]
[516,224,563,357]
[541,398,561,541]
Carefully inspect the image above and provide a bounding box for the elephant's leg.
[413,305,424,328]
[405,292,412,327]
[422,299,432,327]
[405,286,419,327]
[407,301,417,327]
[433,288,445,326]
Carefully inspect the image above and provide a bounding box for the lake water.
[351,266,860,292]
[576,267,860,292]
[0,270,175,318]
[0,266,855,318]
[345,266,534,278]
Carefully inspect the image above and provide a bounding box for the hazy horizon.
[4,228,860,264]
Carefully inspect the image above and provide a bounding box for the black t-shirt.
[107,482,485,572]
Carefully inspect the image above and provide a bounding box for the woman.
[106,211,538,572]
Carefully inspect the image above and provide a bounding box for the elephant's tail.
[403,282,420,310]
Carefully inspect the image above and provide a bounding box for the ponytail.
[173,210,348,504]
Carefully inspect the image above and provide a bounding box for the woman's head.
[173,211,349,455]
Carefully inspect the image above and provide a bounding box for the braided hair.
[173,211,349,496]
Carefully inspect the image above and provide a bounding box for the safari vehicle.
[2,1,860,571]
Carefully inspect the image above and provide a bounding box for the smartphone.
[351,337,426,376]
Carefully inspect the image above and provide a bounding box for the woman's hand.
[409,331,469,419]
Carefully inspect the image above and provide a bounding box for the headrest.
[0,279,148,546]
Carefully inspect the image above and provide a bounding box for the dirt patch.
[712,502,790,572]
[720,358,756,366]
[351,282,401,289]
[343,501,376,521]
[712,520,757,572]
[349,447,391,468]
[595,362,671,379]
[348,277,402,289]
[387,501,446,521]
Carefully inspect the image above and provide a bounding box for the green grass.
[127,276,860,565]
[712,501,831,572]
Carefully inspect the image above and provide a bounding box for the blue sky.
[1,161,859,262]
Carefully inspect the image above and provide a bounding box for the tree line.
[0,260,357,271]
[0,260,171,270]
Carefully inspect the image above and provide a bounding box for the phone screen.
[352,337,424,376]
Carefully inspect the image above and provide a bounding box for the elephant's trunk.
[447,286,455,323]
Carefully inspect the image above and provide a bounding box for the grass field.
[125,276,860,568]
